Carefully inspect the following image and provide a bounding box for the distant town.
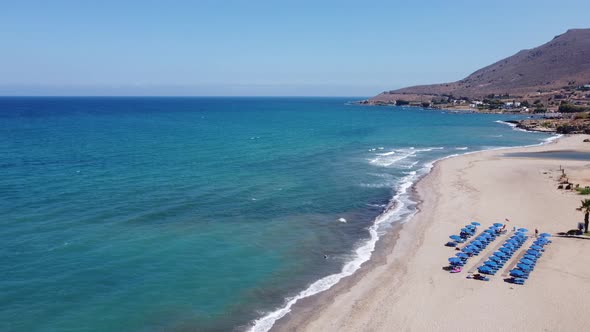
[363,82,590,115]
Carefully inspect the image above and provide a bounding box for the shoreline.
[268,133,590,331]
[251,127,560,331]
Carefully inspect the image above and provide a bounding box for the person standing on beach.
[535,229,539,237]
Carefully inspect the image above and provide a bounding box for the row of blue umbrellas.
[508,233,551,283]
[478,231,529,275]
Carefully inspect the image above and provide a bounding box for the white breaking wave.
[494,120,529,133]
[455,147,468,150]
[369,147,443,167]
[248,170,423,332]
[494,120,562,144]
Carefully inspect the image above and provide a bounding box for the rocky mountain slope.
[370,29,590,103]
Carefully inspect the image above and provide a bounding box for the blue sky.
[1,0,589,96]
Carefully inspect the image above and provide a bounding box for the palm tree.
[579,199,590,233]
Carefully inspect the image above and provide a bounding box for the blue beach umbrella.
[461,247,473,253]
[484,229,495,234]
[499,247,511,254]
[510,269,524,277]
[449,257,462,263]
[531,245,543,250]
[484,261,498,267]
[480,232,491,238]
[466,224,476,229]
[450,235,462,241]
[478,266,492,274]
[456,252,469,258]
[524,254,537,261]
[515,232,525,237]
[489,256,501,262]
[518,228,529,232]
[493,251,506,258]
[540,233,551,237]
[493,223,503,227]
[521,258,534,265]
[527,249,539,255]
[471,221,481,226]
[517,263,532,271]
[472,240,483,247]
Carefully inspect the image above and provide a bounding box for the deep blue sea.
[0,97,553,331]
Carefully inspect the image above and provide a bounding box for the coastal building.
[504,101,521,108]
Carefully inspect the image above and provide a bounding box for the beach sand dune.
[275,135,590,332]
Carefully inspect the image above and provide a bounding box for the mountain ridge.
[370,28,590,104]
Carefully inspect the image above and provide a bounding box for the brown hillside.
[371,29,590,103]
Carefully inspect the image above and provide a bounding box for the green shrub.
[559,103,590,113]
[576,187,590,195]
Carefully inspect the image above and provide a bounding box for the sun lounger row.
[507,233,552,285]
[445,221,480,247]
[447,224,501,272]
[477,230,528,276]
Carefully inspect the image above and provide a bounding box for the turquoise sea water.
[0,97,552,331]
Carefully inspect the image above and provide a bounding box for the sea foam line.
[494,120,530,133]
[249,126,560,332]
[249,169,422,332]
[495,120,562,144]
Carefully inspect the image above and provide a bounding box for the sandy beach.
[275,134,590,332]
